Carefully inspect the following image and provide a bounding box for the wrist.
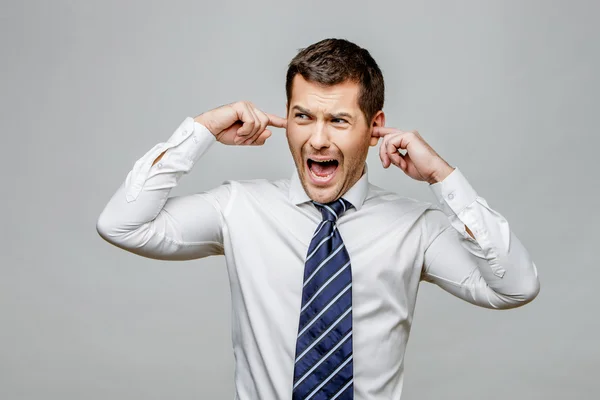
[193,114,217,137]
[427,162,455,185]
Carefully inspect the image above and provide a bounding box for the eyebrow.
[291,105,354,120]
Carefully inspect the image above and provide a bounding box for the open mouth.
[307,158,339,183]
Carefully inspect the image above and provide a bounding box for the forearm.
[424,227,539,309]
[96,117,223,259]
[424,169,540,308]
[152,150,166,166]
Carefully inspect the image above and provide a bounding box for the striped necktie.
[292,198,354,400]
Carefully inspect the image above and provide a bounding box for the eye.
[332,118,348,124]
[294,113,309,119]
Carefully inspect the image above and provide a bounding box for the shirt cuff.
[125,117,216,202]
[429,167,478,216]
[164,117,216,162]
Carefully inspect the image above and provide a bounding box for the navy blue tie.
[292,198,354,400]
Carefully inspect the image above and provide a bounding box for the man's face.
[286,75,383,204]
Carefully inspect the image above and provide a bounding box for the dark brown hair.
[285,38,385,124]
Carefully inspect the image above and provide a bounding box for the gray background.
[1,0,598,399]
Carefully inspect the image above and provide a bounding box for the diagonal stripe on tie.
[293,198,354,400]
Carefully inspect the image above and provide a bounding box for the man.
[97,38,540,399]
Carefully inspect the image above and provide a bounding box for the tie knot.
[312,198,353,222]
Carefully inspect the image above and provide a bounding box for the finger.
[383,135,402,169]
[378,137,385,166]
[266,113,287,128]
[236,103,258,137]
[243,132,260,145]
[388,150,406,170]
[251,129,272,146]
[236,105,262,144]
[399,154,407,170]
[372,126,404,138]
[244,129,272,146]
[379,137,391,168]
[241,109,269,146]
[229,102,252,137]
[386,134,411,169]
[247,105,262,138]
[385,132,412,154]
[252,108,270,142]
[386,138,399,158]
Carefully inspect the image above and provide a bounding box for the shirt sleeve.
[421,168,540,309]
[96,117,231,260]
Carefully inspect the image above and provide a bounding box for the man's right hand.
[194,101,287,146]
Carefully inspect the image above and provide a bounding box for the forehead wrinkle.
[289,76,360,117]
[291,103,356,121]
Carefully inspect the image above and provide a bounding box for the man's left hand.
[372,127,455,185]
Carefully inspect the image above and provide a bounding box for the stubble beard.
[293,145,367,204]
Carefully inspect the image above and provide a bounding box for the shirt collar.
[288,164,369,211]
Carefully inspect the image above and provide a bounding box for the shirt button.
[448,193,455,200]
[193,136,198,143]
[157,162,163,168]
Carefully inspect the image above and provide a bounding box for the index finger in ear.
[266,114,287,128]
[371,126,401,137]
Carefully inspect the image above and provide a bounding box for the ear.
[369,110,386,147]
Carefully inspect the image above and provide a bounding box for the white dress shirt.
[96,117,540,400]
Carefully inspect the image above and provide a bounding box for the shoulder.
[195,177,291,219]
[214,177,291,205]
[364,182,451,231]
[365,183,439,216]
[224,177,290,193]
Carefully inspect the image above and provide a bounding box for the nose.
[308,122,331,150]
